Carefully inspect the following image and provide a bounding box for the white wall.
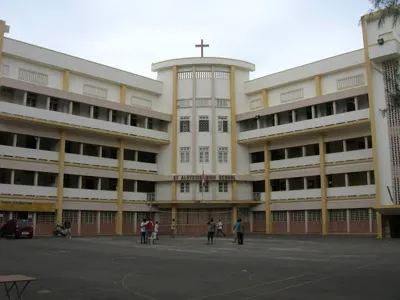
[321,67,366,95]
[155,68,173,114]
[268,79,315,107]
[2,55,63,90]
[235,68,250,114]
[125,87,158,110]
[156,182,172,201]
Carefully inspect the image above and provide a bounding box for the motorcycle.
[53,224,67,237]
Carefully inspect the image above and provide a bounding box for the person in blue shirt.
[232,220,239,243]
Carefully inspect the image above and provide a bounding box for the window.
[26,93,37,107]
[180,116,190,132]
[148,118,153,129]
[180,147,190,163]
[93,107,99,119]
[49,98,58,111]
[218,116,228,133]
[199,146,209,163]
[218,147,228,163]
[198,116,210,132]
[199,182,209,193]
[218,182,228,193]
[180,182,190,193]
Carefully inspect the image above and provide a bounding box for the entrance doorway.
[389,215,400,238]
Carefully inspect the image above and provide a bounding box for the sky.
[1,0,373,80]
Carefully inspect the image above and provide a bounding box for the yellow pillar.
[361,17,383,238]
[0,20,10,65]
[319,135,328,235]
[120,85,126,105]
[62,70,70,92]
[262,89,268,108]
[171,66,178,222]
[264,142,272,233]
[116,139,124,235]
[230,66,238,200]
[56,130,66,224]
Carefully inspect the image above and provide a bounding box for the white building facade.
[0,12,399,238]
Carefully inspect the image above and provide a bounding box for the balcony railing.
[271,189,321,200]
[123,192,155,201]
[0,101,169,142]
[0,184,57,197]
[270,156,320,169]
[238,109,370,141]
[326,149,373,164]
[0,145,59,162]
[327,185,375,197]
[63,188,116,200]
[65,153,117,168]
[252,192,265,201]
[124,161,158,173]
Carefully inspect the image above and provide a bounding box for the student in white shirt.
[154,221,159,240]
[140,219,146,244]
[216,219,226,237]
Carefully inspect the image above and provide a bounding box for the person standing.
[232,220,239,243]
[216,219,225,237]
[145,219,153,243]
[64,219,71,239]
[171,218,176,238]
[206,218,216,245]
[140,219,147,244]
[154,221,159,240]
[237,218,244,245]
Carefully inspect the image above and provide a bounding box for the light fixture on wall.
[377,38,385,46]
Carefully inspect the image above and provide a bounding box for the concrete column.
[343,140,347,152]
[97,178,102,190]
[302,146,306,157]
[345,174,349,186]
[305,210,308,233]
[311,106,316,118]
[10,170,15,184]
[144,117,148,129]
[364,137,369,149]
[77,210,82,236]
[79,143,84,155]
[8,212,13,220]
[22,92,27,106]
[354,96,359,110]
[134,180,138,192]
[303,177,308,189]
[36,137,40,150]
[133,212,138,234]
[284,149,288,159]
[31,212,37,235]
[256,118,260,129]
[34,172,38,186]
[12,134,17,147]
[286,211,290,233]
[78,176,82,189]
[127,114,131,126]
[274,114,278,126]
[368,208,373,233]
[90,106,94,118]
[98,146,102,157]
[291,110,296,122]
[108,110,113,122]
[332,101,337,114]
[285,179,289,191]
[96,211,101,235]
[46,97,51,110]
[367,171,371,185]
[346,209,350,233]
[68,101,73,114]
[249,211,254,232]
[134,151,138,161]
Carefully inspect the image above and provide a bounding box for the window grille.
[218,147,228,163]
[328,209,346,221]
[199,146,209,163]
[180,182,190,193]
[198,116,210,132]
[180,116,190,132]
[218,116,228,133]
[272,211,287,222]
[180,147,190,163]
[199,182,209,193]
[218,182,228,192]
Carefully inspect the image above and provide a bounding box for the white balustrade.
[326,149,372,163]
[63,188,116,199]
[327,185,375,197]
[0,145,58,161]
[271,189,321,200]
[270,155,320,169]
[124,161,158,172]
[250,162,264,172]
[123,192,151,201]
[0,184,57,197]
[65,153,117,167]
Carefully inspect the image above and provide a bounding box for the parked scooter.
[53,224,67,237]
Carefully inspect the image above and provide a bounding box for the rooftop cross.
[195,39,209,58]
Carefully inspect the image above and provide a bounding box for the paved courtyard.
[1,234,399,300]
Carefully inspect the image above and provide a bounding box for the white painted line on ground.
[276,256,330,262]
[268,247,321,253]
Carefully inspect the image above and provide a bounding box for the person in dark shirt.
[64,219,72,239]
[237,218,244,245]
[206,218,216,245]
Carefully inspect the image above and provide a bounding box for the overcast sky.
[1,0,372,80]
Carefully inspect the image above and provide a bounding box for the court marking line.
[238,260,387,300]
[122,273,159,300]
[186,272,314,300]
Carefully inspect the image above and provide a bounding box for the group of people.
[206,218,244,245]
[140,218,159,244]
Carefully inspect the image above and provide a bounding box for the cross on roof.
[195,39,209,58]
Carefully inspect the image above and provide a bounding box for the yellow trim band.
[262,89,268,108]
[120,85,126,105]
[62,70,70,92]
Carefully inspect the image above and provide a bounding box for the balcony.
[0,101,169,143]
[252,192,265,201]
[238,109,370,142]
[270,156,320,170]
[369,38,400,63]
[65,153,117,168]
[63,188,116,200]
[0,145,59,162]
[327,185,375,197]
[250,162,264,172]
[124,161,158,173]
[123,192,155,201]
[0,184,57,197]
[326,149,372,164]
[271,189,321,200]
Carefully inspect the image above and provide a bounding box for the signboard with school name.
[173,175,236,181]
